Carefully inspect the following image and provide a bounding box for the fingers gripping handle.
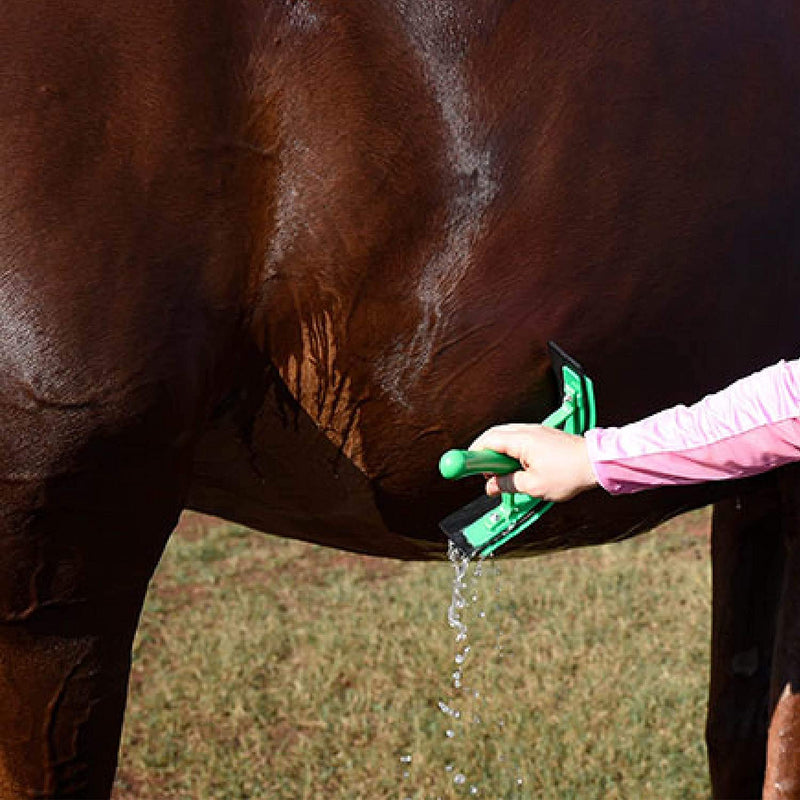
[438,343,594,488]
[438,449,521,480]
[437,344,595,558]
[438,391,576,481]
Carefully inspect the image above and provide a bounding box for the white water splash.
[377,2,499,405]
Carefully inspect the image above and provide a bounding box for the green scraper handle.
[438,398,573,480]
[438,449,521,480]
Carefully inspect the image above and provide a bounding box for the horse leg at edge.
[763,465,800,800]
[707,483,784,799]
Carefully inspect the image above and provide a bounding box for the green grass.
[113,509,712,799]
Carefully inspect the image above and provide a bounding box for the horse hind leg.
[763,464,800,800]
[707,480,785,799]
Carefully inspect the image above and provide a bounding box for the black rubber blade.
[547,340,592,432]
[438,493,501,559]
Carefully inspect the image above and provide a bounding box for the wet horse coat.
[1,0,800,796]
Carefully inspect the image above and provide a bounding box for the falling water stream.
[400,543,525,798]
[441,542,482,795]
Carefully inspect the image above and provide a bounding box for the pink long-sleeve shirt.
[584,359,800,495]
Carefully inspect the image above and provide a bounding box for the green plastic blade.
[458,497,554,556]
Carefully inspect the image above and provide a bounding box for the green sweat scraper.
[438,342,596,559]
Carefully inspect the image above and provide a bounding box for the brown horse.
[2,0,799,796]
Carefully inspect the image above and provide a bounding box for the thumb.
[469,424,537,462]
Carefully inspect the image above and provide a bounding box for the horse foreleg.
[707,483,784,799]
[0,600,149,798]
[0,450,186,798]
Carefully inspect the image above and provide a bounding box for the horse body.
[2,0,800,795]
[192,0,800,557]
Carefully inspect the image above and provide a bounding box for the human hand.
[469,424,598,502]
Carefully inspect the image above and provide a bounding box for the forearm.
[585,359,800,495]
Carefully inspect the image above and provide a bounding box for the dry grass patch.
[114,509,712,799]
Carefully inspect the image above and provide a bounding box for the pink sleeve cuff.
[585,359,800,495]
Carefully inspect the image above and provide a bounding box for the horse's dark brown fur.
[2,1,800,795]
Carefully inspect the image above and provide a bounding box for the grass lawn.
[113,509,712,799]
